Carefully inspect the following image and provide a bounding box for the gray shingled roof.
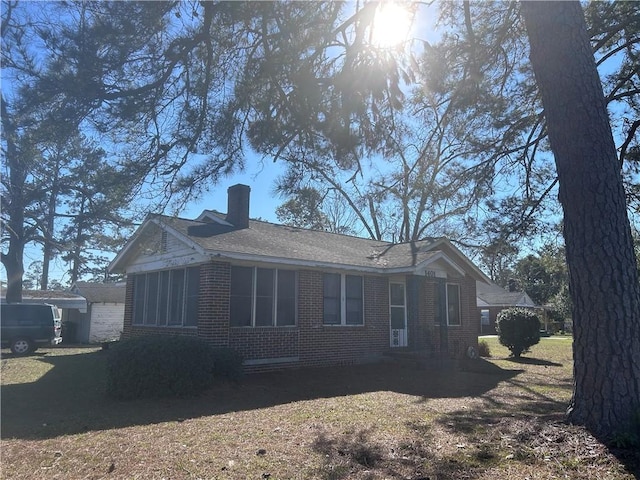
[1,288,87,311]
[476,281,536,307]
[161,215,442,270]
[72,282,126,304]
[110,209,490,282]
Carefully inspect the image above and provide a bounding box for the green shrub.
[496,308,541,358]
[478,339,491,357]
[212,347,244,381]
[106,335,217,400]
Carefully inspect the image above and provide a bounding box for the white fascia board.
[123,252,211,274]
[404,251,466,278]
[209,250,390,274]
[109,217,208,274]
[208,250,468,277]
[427,238,491,283]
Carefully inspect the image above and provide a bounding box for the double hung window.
[434,282,461,326]
[323,273,364,326]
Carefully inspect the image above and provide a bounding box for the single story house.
[476,281,537,334]
[109,184,491,372]
[66,281,126,343]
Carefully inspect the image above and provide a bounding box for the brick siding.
[121,261,480,372]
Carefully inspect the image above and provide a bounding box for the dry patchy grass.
[1,337,638,479]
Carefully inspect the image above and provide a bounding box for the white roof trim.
[208,249,468,277]
[427,238,491,283]
[419,251,466,277]
[109,217,209,273]
[108,218,154,272]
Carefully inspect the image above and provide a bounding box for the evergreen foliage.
[496,308,541,358]
[106,336,243,400]
[211,347,245,382]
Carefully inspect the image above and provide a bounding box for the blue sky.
[182,160,283,223]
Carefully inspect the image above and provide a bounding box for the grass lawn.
[1,337,638,479]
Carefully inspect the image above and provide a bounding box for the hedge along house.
[109,184,491,372]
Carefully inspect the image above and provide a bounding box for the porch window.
[230,266,297,327]
[132,266,200,327]
[323,273,364,326]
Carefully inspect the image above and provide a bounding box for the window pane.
[345,275,362,298]
[168,270,185,325]
[390,283,404,306]
[145,272,159,325]
[323,298,340,325]
[323,273,341,325]
[184,267,200,326]
[157,271,170,326]
[133,275,146,325]
[324,273,340,297]
[230,266,252,327]
[346,298,363,325]
[277,270,296,326]
[447,284,460,326]
[255,268,274,326]
[345,275,363,325]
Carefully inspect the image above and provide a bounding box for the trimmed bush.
[106,335,217,400]
[212,347,244,381]
[496,308,541,358]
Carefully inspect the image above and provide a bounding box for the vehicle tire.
[10,338,33,355]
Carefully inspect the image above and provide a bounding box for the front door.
[390,282,407,347]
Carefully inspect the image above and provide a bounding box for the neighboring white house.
[68,282,126,343]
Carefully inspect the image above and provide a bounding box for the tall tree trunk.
[521,1,640,439]
[0,98,25,303]
[41,172,60,290]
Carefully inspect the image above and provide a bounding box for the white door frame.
[389,281,408,347]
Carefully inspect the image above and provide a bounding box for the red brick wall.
[421,275,479,358]
[122,261,480,372]
[295,271,389,368]
[198,261,230,347]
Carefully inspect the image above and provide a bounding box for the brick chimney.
[225,184,251,229]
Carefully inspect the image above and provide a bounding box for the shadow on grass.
[505,357,563,367]
[1,350,521,441]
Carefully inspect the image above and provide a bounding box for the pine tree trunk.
[0,100,25,303]
[521,1,640,439]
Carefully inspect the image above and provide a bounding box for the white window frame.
[389,281,407,329]
[323,273,364,326]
